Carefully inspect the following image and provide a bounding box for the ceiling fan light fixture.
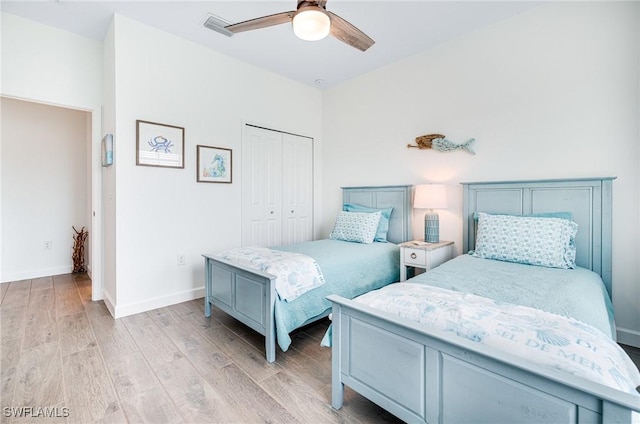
[292,7,330,41]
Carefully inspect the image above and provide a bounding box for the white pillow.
[329,211,382,244]
[472,212,578,269]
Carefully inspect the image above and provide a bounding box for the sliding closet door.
[241,125,313,247]
[282,133,313,245]
[242,126,283,247]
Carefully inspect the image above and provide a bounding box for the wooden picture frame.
[136,120,184,168]
[197,145,232,183]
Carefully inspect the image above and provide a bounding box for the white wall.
[1,98,88,280]
[1,13,103,297]
[322,2,640,345]
[102,20,117,311]
[105,15,322,316]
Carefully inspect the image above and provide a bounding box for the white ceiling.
[1,1,544,89]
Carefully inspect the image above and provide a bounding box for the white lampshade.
[292,8,330,41]
[413,184,448,210]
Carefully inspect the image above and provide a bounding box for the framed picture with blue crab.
[136,120,185,168]
[197,145,232,183]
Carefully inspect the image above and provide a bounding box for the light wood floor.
[2,275,639,424]
[0,274,402,424]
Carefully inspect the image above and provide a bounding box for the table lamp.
[413,184,448,243]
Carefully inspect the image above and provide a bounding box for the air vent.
[203,14,233,37]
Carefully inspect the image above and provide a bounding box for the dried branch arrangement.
[72,226,88,273]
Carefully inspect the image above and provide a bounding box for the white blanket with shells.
[219,246,325,302]
[354,283,640,395]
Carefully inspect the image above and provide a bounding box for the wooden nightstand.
[399,240,454,282]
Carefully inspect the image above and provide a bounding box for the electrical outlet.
[177,254,186,266]
[43,241,52,250]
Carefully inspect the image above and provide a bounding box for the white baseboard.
[2,265,73,283]
[112,287,205,319]
[103,290,116,318]
[617,326,640,348]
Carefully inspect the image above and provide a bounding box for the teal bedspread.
[274,239,399,351]
[409,254,616,339]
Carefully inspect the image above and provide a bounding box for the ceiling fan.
[224,0,375,52]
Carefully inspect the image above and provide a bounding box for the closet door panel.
[242,126,283,247]
[282,133,313,245]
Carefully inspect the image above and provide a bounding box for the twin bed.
[328,177,640,423]
[202,185,413,362]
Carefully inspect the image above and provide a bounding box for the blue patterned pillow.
[472,212,578,269]
[343,203,393,243]
[329,211,382,244]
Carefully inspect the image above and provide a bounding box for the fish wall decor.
[407,133,476,155]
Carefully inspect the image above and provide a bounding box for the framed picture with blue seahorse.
[197,145,232,183]
[136,120,185,168]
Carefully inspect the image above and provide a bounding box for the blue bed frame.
[329,177,640,423]
[202,185,413,362]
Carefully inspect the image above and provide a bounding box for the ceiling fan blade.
[225,11,294,34]
[328,11,374,52]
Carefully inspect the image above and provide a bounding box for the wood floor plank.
[208,306,255,336]
[168,299,208,323]
[202,363,300,424]
[302,318,332,341]
[83,300,114,325]
[259,369,354,424]
[58,312,97,356]
[1,338,22,407]
[0,282,9,304]
[153,357,242,423]
[76,284,91,305]
[274,342,332,393]
[51,276,76,294]
[1,306,28,342]
[73,274,91,286]
[290,327,332,363]
[117,386,183,424]
[27,288,55,312]
[151,300,217,332]
[6,280,31,290]
[62,347,122,423]
[162,321,231,371]
[1,366,17,409]
[22,309,58,350]
[197,324,281,383]
[146,306,182,328]
[12,342,63,408]
[54,290,84,317]
[106,352,183,423]
[30,276,53,292]
[51,274,74,285]
[85,303,139,362]
[89,404,127,424]
[121,313,183,368]
[2,281,31,310]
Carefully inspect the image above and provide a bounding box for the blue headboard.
[342,185,413,244]
[461,177,615,296]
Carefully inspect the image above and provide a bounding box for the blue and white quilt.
[219,247,325,302]
[354,283,640,395]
